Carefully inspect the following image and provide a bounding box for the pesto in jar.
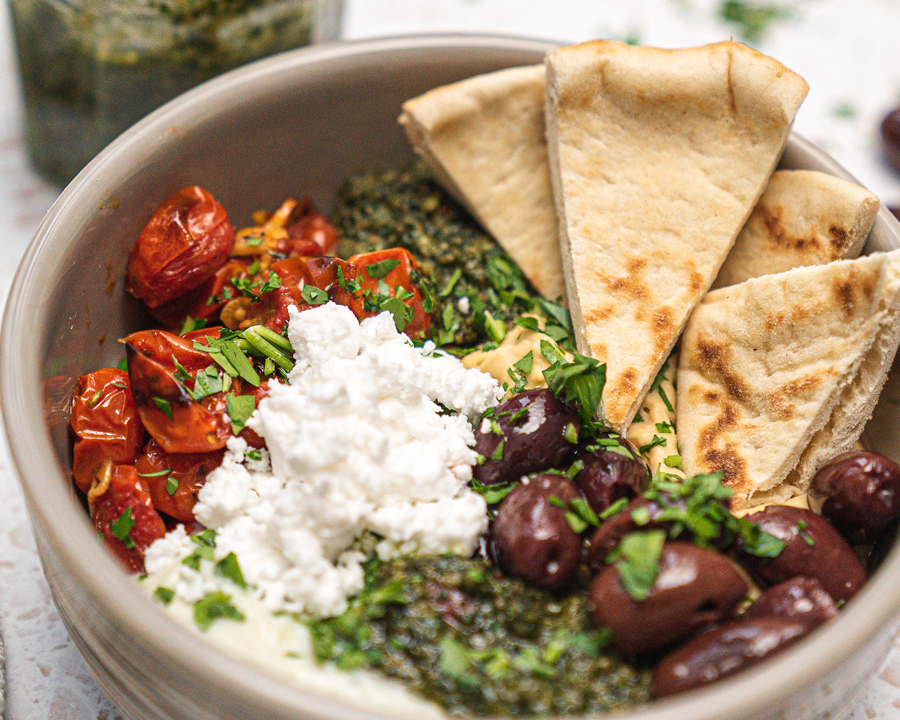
[307,555,651,715]
[9,0,321,184]
[331,163,538,348]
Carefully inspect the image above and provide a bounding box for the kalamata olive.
[738,506,866,603]
[473,389,580,486]
[745,577,837,630]
[810,451,900,541]
[882,106,900,173]
[489,474,584,592]
[127,186,235,308]
[588,542,749,655]
[574,444,649,516]
[651,617,809,698]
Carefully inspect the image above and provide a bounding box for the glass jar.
[9,0,343,185]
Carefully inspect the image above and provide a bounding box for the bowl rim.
[4,31,900,720]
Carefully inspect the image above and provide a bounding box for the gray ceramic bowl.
[3,34,900,720]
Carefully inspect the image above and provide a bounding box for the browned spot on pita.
[704,389,721,403]
[689,269,705,294]
[833,280,855,319]
[764,311,786,332]
[694,337,749,402]
[760,204,821,254]
[583,304,615,325]
[828,224,849,251]
[704,445,748,494]
[596,256,650,302]
[767,374,823,420]
[651,306,676,352]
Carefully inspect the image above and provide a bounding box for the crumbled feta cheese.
[457,296,470,314]
[146,303,502,618]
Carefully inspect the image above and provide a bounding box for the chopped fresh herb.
[153,586,175,605]
[657,385,674,413]
[506,406,529,427]
[171,355,191,384]
[365,258,402,279]
[246,449,263,462]
[194,590,245,631]
[539,339,565,365]
[548,494,599,534]
[110,508,136,549]
[543,352,607,424]
[639,435,667,455]
[193,528,217,547]
[664,454,682,469]
[137,468,172,478]
[215,552,248,589]
[655,422,674,433]
[218,340,261,387]
[607,530,666,601]
[600,497,629,520]
[516,316,540,332]
[151,396,174,420]
[491,440,505,462]
[301,284,329,306]
[165,475,179,496]
[565,459,584,479]
[470,478,516,505]
[483,311,506,343]
[226,393,257,435]
[564,422,579,444]
[438,267,463,299]
[179,316,207,334]
[718,0,792,43]
[513,351,534,376]
[192,366,223,401]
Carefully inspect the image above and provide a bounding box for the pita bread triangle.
[399,64,566,301]
[712,169,880,289]
[544,40,808,434]
[677,249,900,511]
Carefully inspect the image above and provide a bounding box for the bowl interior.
[4,33,900,720]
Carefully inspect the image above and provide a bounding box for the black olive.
[745,577,837,630]
[473,389,580,486]
[810,450,900,542]
[882,106,900,174]
[488,473,584,592]
[737,505,866,603]
[587,542,749,656]
[574,444,649,516]
[651,617,809,698]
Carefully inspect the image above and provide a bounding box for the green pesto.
[307,555,650,715]
[331,163,537,347]
[10,0,313,183]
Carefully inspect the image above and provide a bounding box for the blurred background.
[2,0,900,717]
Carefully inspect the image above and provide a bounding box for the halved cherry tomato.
[126,340,230,454]
[136,438,224,523]
[127,186,235,308]
[278,200,338,256]
[148,258,251,331]
[91,463,167,573]
[69,368,144,494]
[273,256,358,307]
[347,248,432,336]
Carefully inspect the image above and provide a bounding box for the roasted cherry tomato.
[277,200,338,256]
[69,368,144,494]
[126,334,230,454]
[274,256,357,305]
[135,438,225,522]
[348,248,432,337]
[127,186,235,308]
[91,462,167,573]
[148,258,251,330]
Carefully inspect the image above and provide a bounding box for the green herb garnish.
[111,508,136,548]
[194,591,245,631]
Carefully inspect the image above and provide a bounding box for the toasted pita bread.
[544,40,808,434]
[712,170,880,288]
[677,250,900,510]
[399,65,565,301]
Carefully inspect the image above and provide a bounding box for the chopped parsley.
[606,530,666,602]
[365,258,401,279]
[165,475,179,496]
[301,284,329,305]
[543,352,607,424]
[153,586,175,605]
[194,591,245,631]
[110,508,136,549]
[151,396,173,420]
[215,552,248,589]
[226,393,256,435]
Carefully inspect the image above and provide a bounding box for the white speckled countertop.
[3,1,900,718]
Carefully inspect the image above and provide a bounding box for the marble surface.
[3,0,900,718]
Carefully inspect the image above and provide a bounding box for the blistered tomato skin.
[810,451,900,541]
[69,368,144,494]
[574,444,649,516]
[91,464,167,573]
[588,542,749,656]
[738,505,866,603]
[651,617,809,698]
[127,186,235,309]
[745,577,838,630]
[136,438,225,522]
[489,474,584,592]
[473,389,581,486]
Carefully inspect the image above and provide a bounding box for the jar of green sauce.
[9,0,343,185]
